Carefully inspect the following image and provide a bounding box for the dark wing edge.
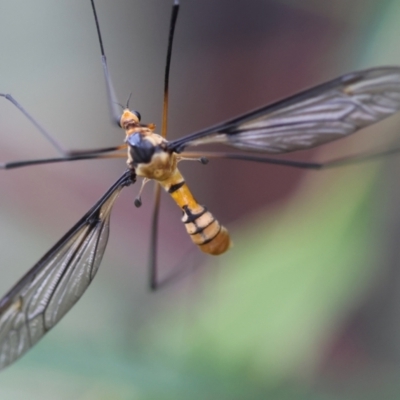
[168,66,400,153]
[0,170,134,370]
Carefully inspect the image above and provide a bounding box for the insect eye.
[133,110,141,121]
[127,133,155,164]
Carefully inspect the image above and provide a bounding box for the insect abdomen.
[182,204,231,255]
[162,169,232,255]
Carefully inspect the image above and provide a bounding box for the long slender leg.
[154,250,206,291]
[0,151,126,170]
[149,183,161,290]
[1,2,123,154]
[1,92,127,157]
[148,182,205,291]
[161,0,180,138]
[148,0,180,290]
[1,93,71,156]
[63,144,127,156]
[90,0,121,126]
[180,146,400,170]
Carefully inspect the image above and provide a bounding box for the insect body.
[122,109,231,255]
[1,0,400,371]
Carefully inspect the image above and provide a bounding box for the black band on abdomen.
[168,180,185,193]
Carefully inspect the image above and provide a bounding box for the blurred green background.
[1,0,400,398]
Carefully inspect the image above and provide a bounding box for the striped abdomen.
[160,170,231,255]
[181,203,231,255]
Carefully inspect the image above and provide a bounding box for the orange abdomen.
[182,204,231,255]
[159,168,232,255]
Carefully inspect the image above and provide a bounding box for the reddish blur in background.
[1,0,400,399]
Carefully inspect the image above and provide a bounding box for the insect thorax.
[126,131,177,181]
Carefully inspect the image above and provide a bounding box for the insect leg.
[0,93,127,157]
[1,93,71,156]
[160,0,180,138]
[149,183,162,290]
[0,151,126,170]
[152,247,205,291]
[180,147,400,170]
[148,182,208,291]
[90,0,121,126]
[148,0,180,290]
[176,154,209,164]
[64,144,127,156]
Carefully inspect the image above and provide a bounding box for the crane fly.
[1,0,400,371]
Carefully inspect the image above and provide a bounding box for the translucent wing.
[0,170,133,370]
[169,67,400,153]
